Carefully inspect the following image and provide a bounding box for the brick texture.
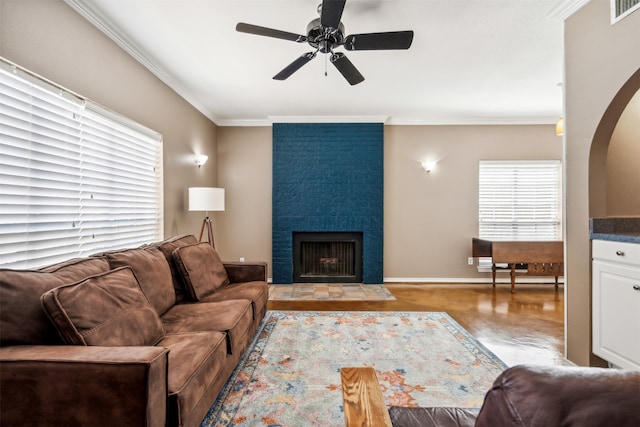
[272,123,383,284]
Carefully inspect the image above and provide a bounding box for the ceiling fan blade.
[344,31,414,50]
[320,0,346,29]
[236,22,307,43]
[330,53,364,86]
[273,52,317,80]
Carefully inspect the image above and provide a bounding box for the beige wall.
[384,125,561,279]
[216,127,273,264]
[565,0,640,366]
[607,90,640,215]
[0,0,218,239]
[216,124,561,280]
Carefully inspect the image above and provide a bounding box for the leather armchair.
[388,364,640,427]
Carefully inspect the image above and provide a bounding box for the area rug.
[268,284,396,301]
[201,311,507,427]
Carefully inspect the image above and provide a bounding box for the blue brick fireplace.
[272,122,384,284]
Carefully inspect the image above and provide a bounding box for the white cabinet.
[592,240,640,371]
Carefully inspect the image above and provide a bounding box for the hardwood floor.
[268,283,568,367]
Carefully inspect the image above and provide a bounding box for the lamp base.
[198,216,215,248]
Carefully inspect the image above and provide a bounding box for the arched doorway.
[586,68,640,366]
[589,68,640,217]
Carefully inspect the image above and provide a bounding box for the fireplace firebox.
[293,232,363,283]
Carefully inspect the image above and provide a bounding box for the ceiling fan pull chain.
[325,53,328,76]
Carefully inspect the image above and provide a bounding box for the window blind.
[478,160,562,241]
[0,59,163,269]
[612,0,640,21]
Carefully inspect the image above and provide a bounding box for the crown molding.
[215,116,390,127]
[214,119,276,127]
[63,0,220,124]
[546,0,591,21]
[268,115,390,124]
[215,116,558,127]
[385,116,558,126]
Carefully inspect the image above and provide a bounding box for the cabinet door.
[592,260,640,371]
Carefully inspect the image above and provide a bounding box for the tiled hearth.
[268,283,396,301]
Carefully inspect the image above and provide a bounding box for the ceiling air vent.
[612,0,640,23]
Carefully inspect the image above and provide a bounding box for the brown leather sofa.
[0,235,269,427]
[388,364,640,427]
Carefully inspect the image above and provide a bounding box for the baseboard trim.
[269,277,565,285]
[384,277,565,284]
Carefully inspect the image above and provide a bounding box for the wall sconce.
[195,154,208,168]
[556,117,564,136]
[421,160,437,173]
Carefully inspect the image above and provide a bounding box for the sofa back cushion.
[172,242,229,300]
[0,257,110,346]
[152,235,199,303]
[40,267,165,346]
[106,247,175,315]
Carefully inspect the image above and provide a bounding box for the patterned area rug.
[201,311,507,427]
[268,284,396,300]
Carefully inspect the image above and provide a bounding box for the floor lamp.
[188,187,225,248]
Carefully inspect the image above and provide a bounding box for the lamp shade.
[188,187,225,212]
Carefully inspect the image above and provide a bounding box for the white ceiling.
[65,0,568,126]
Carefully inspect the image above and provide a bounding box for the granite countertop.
[590,217,640,244]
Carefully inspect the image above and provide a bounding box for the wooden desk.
[472,238,520,286]
[341,367,392,427]
[472,238,564,293]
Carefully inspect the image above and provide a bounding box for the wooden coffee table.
[340,367,392,427]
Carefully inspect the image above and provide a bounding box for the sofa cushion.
[157,331,228,427]
[106,247,175,315]
[161,299,253,355]
[153,234,199,303]
[171,243,229,301]
[41,267,165,346]
[200,280,269,322]
[0,257,110,345]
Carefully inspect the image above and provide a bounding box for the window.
[478,160,562,241]
[0,59,163,269]
[611,0,640,23]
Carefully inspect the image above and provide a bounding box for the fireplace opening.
[293,232,363,283]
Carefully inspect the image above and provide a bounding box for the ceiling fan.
[236,0,414,85]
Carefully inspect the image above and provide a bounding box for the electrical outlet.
[468,257,474,265]
[240,257,245,262]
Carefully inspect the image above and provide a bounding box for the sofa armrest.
[475,364,640,427]
[224,261,267,283]
[1,345,168,427]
